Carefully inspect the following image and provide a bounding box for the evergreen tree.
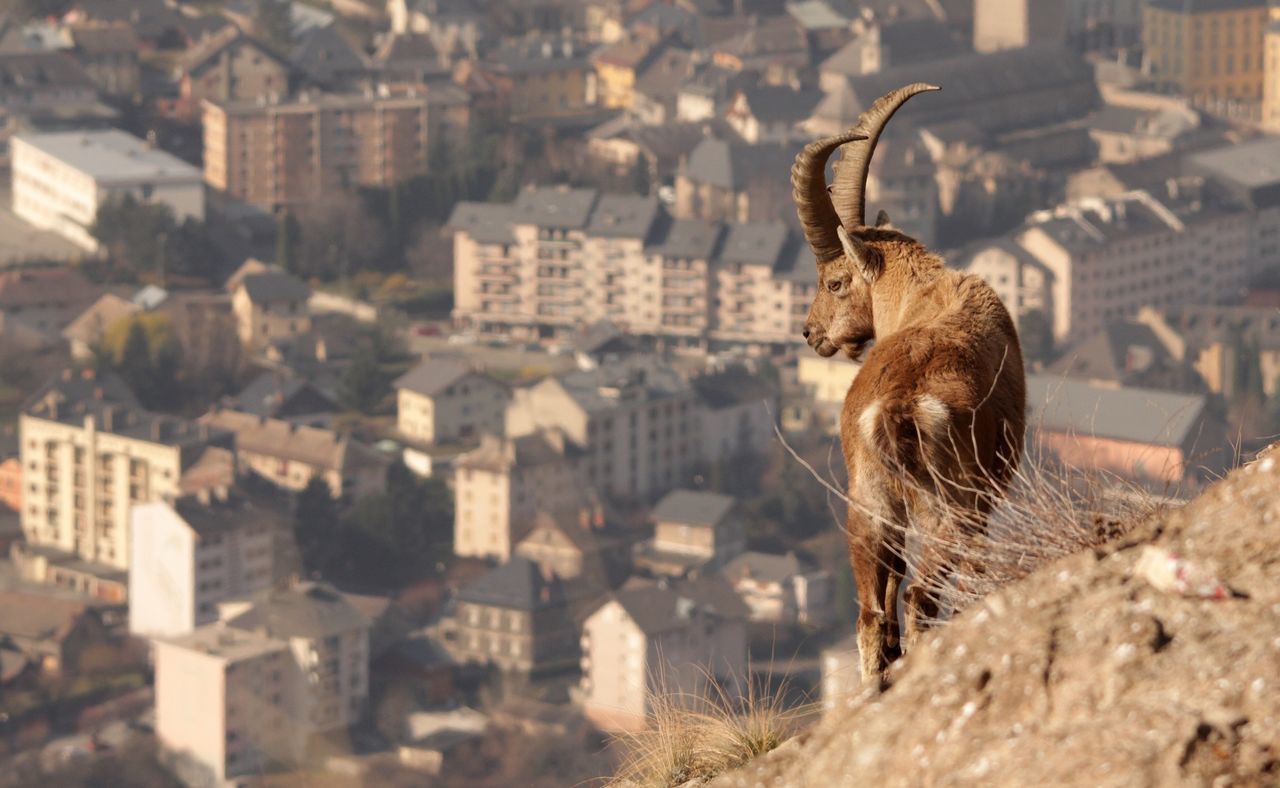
[294,476,342,578]
[339,351,387,413]
[118,320,153,397]
[1017,309,1054,366]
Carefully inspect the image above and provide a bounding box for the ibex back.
[791,84,1027,687]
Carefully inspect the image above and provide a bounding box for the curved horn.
[830,82,940,229]
[791,130,867,264]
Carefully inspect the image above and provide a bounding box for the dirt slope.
[716,444,1280,787]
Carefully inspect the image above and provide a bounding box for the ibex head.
[792,83,939,360]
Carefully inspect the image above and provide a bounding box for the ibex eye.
[828,280,842,292]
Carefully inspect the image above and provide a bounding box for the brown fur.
[804,228,1027,688]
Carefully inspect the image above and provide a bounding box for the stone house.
[633,489,745,578]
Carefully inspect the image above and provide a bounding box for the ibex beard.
[791,84,1027,688]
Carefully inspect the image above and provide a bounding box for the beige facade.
[961,243,1053,329]
[20,380,232,571]
[155,625,295,785]
[974,0,1066,52]
[394,360,510,445]
[453,433,582,561]
[202,91,441,209]
[451,188,816,349]
[1266,3,1280,129]
[580,580,748,732]
[178,29,289,117]
[720,552,834,626]
[230,273,312,349]
[1144,0,1268,106]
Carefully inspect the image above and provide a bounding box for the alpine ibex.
[792,84,1026,687]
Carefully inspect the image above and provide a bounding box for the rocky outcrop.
[717,444,1280,787]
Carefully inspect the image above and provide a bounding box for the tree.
[91,195,220,283]
[339,350,388,414]
[276,211,301,274]
[96,313,183,410]
[294,476,343,578]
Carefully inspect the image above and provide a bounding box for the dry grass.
[608,670,811,787]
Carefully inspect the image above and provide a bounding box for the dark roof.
[652,489,735,527]
[238,271,311,303]
[571,320,639,356]
[557,359,691,414]
[717,222,790,266]
[1026,374,1206,449]
[180,27,284,75]
[448,202,516,244]
[610,576,749,635]
[232,372,339,419]
[645,216,723,259]
[1047,322,1176,384]
[512,186,598,229]
[737,84,823,124]
[681,137,799,191]
[488,35,589,75]
[171,494,282,538]
[693,365,776,410]
[586,194,660,239]
[293,24,369,87]
[0,265,96,308]
[456,555,567,611]
[23,369,139,413]
[69,24,137,55]
[879,18,965,65]
[393,358,488,397]
[586,117,710,165]
[227,582,369,639]
[722,550,812,584]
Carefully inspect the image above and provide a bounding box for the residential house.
[1084,104,1202,164]
[225,372,340,427]
[957,239,1054,330]
[175,26,290,117]
[514,508,630,588]
[476,34,595,119]
[974,0,1067,52]
[0,590,121,675]
[17,369,234,586]
[453,432,583,561]
[1047,319,1200,391]
[724,84,823,145]
[447,555,580,674]
[291,24,370,90]
[387,0,485,57]
[0,266,98,336]
[394,358,509,445]
[199,409,388,498]
[1026,374,1228,489]
[673,137,800,223]
[62,293,140,361]
[709,14,809,81]
[817,17,964,92]
[580,576,749,732]
[633,489,745,577]
[692,364,778,461]
[12,129,205,252]
[230,271,312,349]
[129,494,278,639]
[67,23,139,95]
[372,31,451,85]
[1136,304,1280,400]
[592,31,668,110]
[720,551,833,625]
[631,46,697,125]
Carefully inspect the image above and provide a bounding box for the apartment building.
[1265,2,1280,129]
[199,409,388,499]
[974,0,1067,52]
[155,624,295,785]
[633,489,745,577]
[448,555,580,674]
[475,34,595,118]
[1143,0,1268,105]
[202,90,444,209]
[229,270,312,349]
[1137,304,1280,398]
[12,129,205,251]
[505,359,700,500]
[394,358,509,445]
[580,577,748,732]
[453,432,582,561]
[175,27,290,118]
[18,370,234,580]
[450,187,818,350]
[129,495,277,640]
[514,508,628,587]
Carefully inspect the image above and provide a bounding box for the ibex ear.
[874,210,894,229]
[838,224,879,283]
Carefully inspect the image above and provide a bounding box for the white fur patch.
[858,399,883,445]
[915,394,949,437]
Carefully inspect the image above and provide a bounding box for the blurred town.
[0,0,1277,784]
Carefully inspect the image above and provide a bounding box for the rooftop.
[1188,136,1280,190]
[722,550,813,585]
[557,359,691,414]
[1026,374,1207,449]
[586,194,661,240]
[653,489,735,527]
[394,358,489,398]
[199,409,382,472]
[160,622,287,663]
[456,555,568,611]
[237,271,311,303]
[609,575,749,636]
[14,129,201,184]
[226,582,369,640]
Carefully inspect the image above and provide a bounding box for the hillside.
[715,443,1280,787]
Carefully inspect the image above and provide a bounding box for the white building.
[128,495,276,640]
[155,624,295,786]
[12,129,205,251]
[720,551,834,626]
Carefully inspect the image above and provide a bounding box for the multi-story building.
[12,129,205,251]
[199,409,387,499]
[17,370,234,581]
[450,187,818,350]
[580,577,748,732]
[155,624,295,785]
[974,0,1067,52]
[1264,1,1280,129]
[393,358,509,445]
[505,359,700,500]
[229,270,312,349]
[67,23,140,96]
[129,494,277,639]
[474,34,595,119]
[175,27,290,118]
[202,90,445,209]
[219,583,370,737]
[0,265,99,335]
[452,432,582,561]
[448,555,580,674]
[514,508,628,586]
[1143,0,1269,106]
[633,489,745,577]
